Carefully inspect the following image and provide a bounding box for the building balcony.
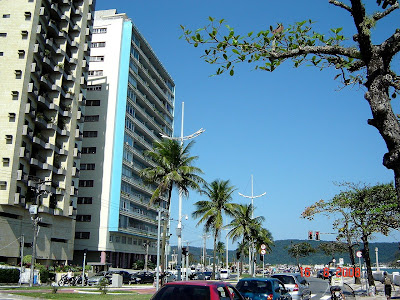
[22,125,34,139]
[120,209,158,226]
[75,129,83,140]
[19,147,31,161]
[14,193,25,206]
[72,167,79,177]
[38,95,58,111]
[16,170,28,181]
[25,103,36,118]
[70,186,78,196]
[73,148,81,158]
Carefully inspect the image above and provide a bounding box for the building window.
[0,181,7,190]
[81,147,96,154]
[2,158,10,167]
[77,197,92,204]
[15,70,22,79]
[0,52,3,56]
[76,215,91,222]
[93,28,107,34]
[88,70,103,76]
[8,113,16,121]
[89,56,104,62]
[87,85,102,91]
[85,100,100,106]
[75,232,90,239]
[2,14,10,18]
[24,12,31,20]
[21,30,28,38]
[0,33,7,37]
[83,131,98,138]
[5,135,12,144]
[79,180,94,187]
[84,115,99,122]
[80,163,95,170]
[91,42,105,48]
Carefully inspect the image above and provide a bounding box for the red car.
[150,280,245,300]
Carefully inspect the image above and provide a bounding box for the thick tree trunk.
[365,57,400,205]
[212,233,217,280]
[362,237,375,287]
[160,187,173,277]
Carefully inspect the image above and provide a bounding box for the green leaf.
[230,69,234,76]
[208,16,215,22]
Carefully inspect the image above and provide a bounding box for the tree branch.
[267,45,360,60]
[381,29,400,59]
[373,2,400,20]
[329,0,353,13]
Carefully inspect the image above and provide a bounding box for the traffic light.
[315,231,320,241]
[182,247,188,256]
[361,249,366,258]
[260,254,264,261]
[308,231,313,240]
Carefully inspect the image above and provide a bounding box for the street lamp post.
[156,209,162,290]
[28,178,51,287]
[161,102,204,280]
[238,175,266,277]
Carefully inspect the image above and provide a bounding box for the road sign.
[260,249,266,255]
[356,251,362,258]
[176,264,181,270]
[261,244,266,250]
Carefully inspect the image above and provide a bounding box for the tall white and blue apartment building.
[74,9,174,268]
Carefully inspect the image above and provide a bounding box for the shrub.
[97,277,108,294]
[0,269,20,283]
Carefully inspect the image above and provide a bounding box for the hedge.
[0,269,20,283]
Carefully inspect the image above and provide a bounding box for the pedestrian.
[382,271,395,300]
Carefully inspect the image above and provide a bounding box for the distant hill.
[171,239,400,265]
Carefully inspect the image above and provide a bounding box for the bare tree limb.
[329,0,353,13]
[373,2,399,20]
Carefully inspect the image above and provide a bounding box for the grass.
[11,292,152,299]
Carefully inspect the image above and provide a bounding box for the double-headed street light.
[160,102,204,281]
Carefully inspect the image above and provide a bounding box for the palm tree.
[192,179,236,279]
[140,139,204,273]
[227,203,265,275]
[216,241,225,266]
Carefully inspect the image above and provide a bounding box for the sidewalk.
[343,277,400,299]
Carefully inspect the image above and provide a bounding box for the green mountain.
[172,239,400,265]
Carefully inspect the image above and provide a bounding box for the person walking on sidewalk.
[382,272,395,300]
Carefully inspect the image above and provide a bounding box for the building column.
[101,251,106,263]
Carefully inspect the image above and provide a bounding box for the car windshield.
[153,285,210,300]
[94,272,106,276]
[221,271,228,274]
[204,272,212,276]
[236,280,273,294]
[272,275,295,284]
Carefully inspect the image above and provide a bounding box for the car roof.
[239,277,280,282]
[165,280,230,287]
[272,273,300,276]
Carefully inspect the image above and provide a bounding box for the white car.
[220,269,230,280]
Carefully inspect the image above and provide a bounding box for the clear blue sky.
[95,1,400,249]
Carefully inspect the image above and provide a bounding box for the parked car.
[130,271,155,284]
[150,281,245,300]
[109,270,131,284]
[236,278,292,300]
[189,271,206,280]
[203,271,221,280]
[270,273,311,300]
[220,269,230,280]
[87,271,111,286]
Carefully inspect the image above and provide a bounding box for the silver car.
[271,273,311,300]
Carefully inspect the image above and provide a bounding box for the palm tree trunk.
[212,233,217,280]
[160,187,172,277]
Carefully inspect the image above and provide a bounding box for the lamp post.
[156,209,162,290]
[28,178,51,287]
[238,175,266,277]
[161,102,204,280]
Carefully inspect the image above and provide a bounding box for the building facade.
[74,9,175,268]
[0,0,95,265]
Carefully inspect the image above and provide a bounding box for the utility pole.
[19,235,24,286]
[238,175,266,277]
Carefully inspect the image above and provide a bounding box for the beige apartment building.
[0,0,95,265]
